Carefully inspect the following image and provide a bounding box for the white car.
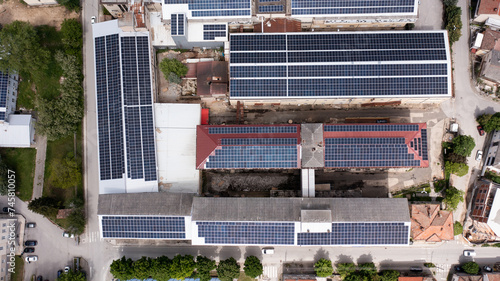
[463,250,476,257]
[64,266,70,273]
[476,150,483,161]
[25,256,38,263]
[91,16,96,24]
[62,232,75,238]
[262,248,274,254]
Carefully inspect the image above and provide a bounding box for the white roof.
[486,17,500,29]
[155,103,201,193]
[474,33,484,49]
[487,187,500,236]
[0,115,33,148]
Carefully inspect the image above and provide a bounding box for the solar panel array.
[209,126,297,134]
[196,222,295,244]
[171,14,185,36]
[297,222,409,245]
[421,129,428,161]
[258,5,284,12]
[325,124,419,132]
[101,216,186,239]
[0,71,8,109]
[206,146,298,168]
[0,112,5,121]
[229,32,449,99]
[291,0,416,16]
[164,0,251,18]
[95,34,125,181]
[203,24,226,40]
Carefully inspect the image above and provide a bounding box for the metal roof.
[97,193,194,216]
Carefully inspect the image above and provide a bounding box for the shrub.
[244,256,263,278]
[314,258,333,277]
[462,262,479,274]
[159,58,188,79]
[445,161,468,177]
[444,186,464,211]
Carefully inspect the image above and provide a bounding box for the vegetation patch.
[159,58,188,83]
[453,221,463,236]
[443,187,464,211]
[0,148,36,201]
[10,256,24,281]
[443,0,462,45]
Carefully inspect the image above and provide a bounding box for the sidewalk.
[31,135,47,200]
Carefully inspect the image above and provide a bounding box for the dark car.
[36,276,42,281]
[2,207,8,213]
[455,266,463,272]
[57,270,63,277]
[484,266,493,272]
[23,247,35,253]
[477,125,485,136]
[24,240,37,246]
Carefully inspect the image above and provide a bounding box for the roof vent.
[495,7,498,11]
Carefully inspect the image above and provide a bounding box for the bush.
[56,0,80,12]
[379,270,400,281]
[485,171,500,184]
[477,114,492,127]
[170,255,196,280]
[444,186,464,211]
[314,258,333,277]
[336,263,356,278]
[405,23,415,30]
[424,263,436,268]
[168,72,182,84]
[462,262,479,274]
[443,0,458,6]
[445,161,469,177]
[197,256,216,281]
[244,256,263,278]
[28,196,61,218]
[217,257,240,281]
[434,179,447,193]
[159,58,188,80]
[484,112,500,132]
[453,221,463,236]
[67,208,85,235]
[451,135,475,157]
[445,5,462,45]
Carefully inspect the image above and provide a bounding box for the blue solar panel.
[230,79,287,97]
[165,0,251,18]
[325,124,419,132]
[102,216,186,239]
[298,222,409,245]
[291,0,415,16]
[0,112,5,121]
[178,14,185,35]
[292,6,414,15]
[204,24,226,31]
[258,5,284,12]
[230,66,287,78]
[230,34,286,51]
[288,64,448,77]
[206,146,298,169]
[171,14,177,36]
[204,31,226,41]
[0,71,8,108]
[197,221,295,244]
[141,106,157,181]
[421,129,428,161]
[209,126,297,134]
[221,138,297,145]
[287,50,446,63]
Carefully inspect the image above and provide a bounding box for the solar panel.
[164,0,251,18]
[203,30,226,41]
[325,124,419,132]
[258,5,284,12]
[421,129,428,161]
[229,32,450,99]
[171,14,177,36]
[298,222,409,245]
[221,138,297,145]
[101,216,186,239]
[178,14,185,35]
[205,146,298,169]
[209,126,297,134]
[0,112,5,121]
[0,71,8,108]
[196,221,295,244]
[290,0,416,16]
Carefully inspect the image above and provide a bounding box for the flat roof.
[229,31,451,100]
[487,186,500,236]
[0,115,32,148]
[98,192,194,216]
[290,0,418,17]
[191,197,411,222]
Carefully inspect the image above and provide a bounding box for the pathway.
[31,135,47,200]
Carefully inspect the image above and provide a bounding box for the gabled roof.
[477,0,500,16]
[481,29,500,51]
[411,204,454,241]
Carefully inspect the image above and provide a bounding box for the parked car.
[57,270,63,277]
[483,266,493,272]
[2,207,8,213]
[23,247,35,253]
[62,232,75,238]
[64,266,70,273]
[454,266,463,272]
[262,248,274,254]
[91,16,96,24]
[26,222,36,228]
[477,125,485,136]
[36,276,42,281]
[476,150,483,161]
[464,250,476,256]
[410,267,423,272]
[24,240,37,246]
[25,256,37,263]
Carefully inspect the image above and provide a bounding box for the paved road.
[31,135,47,200]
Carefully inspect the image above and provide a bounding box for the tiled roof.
[477,0,500,16]
[411,204,454,241]
[481,29,500,51]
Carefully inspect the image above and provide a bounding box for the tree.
[454,221,463,236]
[0,156,8,196]
[67,208,85,235]
[445,152,467,164]
[133,256,153,280]
[379,270,400,281]
[0,21,49,77]
[443,186,464,211]
[358,263,377,279]
[462,262,480,274]
[244,256,263,278]
[477,114,492,127]
[151,256,173,281]
[484,112,500,132]
[451,135,475,157]
[60,19,83,56]
[47,152,81,189]
[444,161,469,177]
[336,263,356,278]
[197,256,216,281]
[170,255,196,280]
[443,0,458,6]
[159,58,188,83]
[314,258,333,277]
[110,256,134,280]
[28,196,61,218]
[56,0,80,12]
[217,257,240,281]
[57,269,86,281]
[445,5,462,45]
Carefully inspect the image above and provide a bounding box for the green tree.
[443,186,464,211]
[67,208,85,235]
[28,196,61,218]
[445,152,467,164]
[0,21,50,77]
[170,255,196,280]
[451,135,475,157]
[151,256,173,281]
[133,256,153,280]
[110,256,134,280]
[477,114,492,127]
[0,156,8,196]
[462,262,480,274]
[358,263,377,279]
[159,58,188,83]
[57,0,80,11]
[217,257,240,281]
[48,152,81,189]
[454,221,463,236]
[484,112,500,132]
[243,256,263,278]
[444,161,469,177]
[379,270,400,281]
[197,256,216,281]
[57,269,86,281]
[60,19,83,56]
[336,263,356,278]
[314,258,333,277]
[445,5,462,45]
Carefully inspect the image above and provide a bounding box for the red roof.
[197,61,229,96]
[477,0,500,16]
[201,108,209,125]
[411,204,454,241]
[253,18,302,33]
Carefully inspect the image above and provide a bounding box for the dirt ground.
[0,0,78,29]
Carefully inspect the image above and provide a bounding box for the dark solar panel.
[102,216,186,239]
[230,66,287,78]
[325,124,419,132]
[288,64,448,77]
[178,14,185,35]
[290,0,415,16]
[141,106,157,181]
[209,126,297,134]
[165,0,251,18]
[258,5,284,12]
[421,129,428,161]
[0,112,5,121]
[171,14,177,36]
[125,107,144,179]
[204,24,226,31]
[230,34,286,51]
[221,138,297,145]
[136,36,152,105]
[0,71,8,108]
[204,31,226,41]
[205,146,298,169]
[298,222,409,245]
[197,221,295,244]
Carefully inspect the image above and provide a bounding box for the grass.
[238,272,256,281]
[0,148,36,201]
[10,256,24,281]
[392,183,432,198]
[17,78,35,110]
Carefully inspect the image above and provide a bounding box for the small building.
[22,0,57,6]
[196,61,228,98]
[410,204,454,242]
[474,0,500,23]
[452,274,483,281]
[479,50,500,86]
[0,115,35,148]
[0,215,20,281]
[474,29,500,56]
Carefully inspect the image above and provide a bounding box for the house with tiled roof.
[452,275,483,281]
[474,29,500,56]
[475,0,500,23]
[399,277,435,281]
[410,204,454,242]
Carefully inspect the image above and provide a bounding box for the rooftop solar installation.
[101,216,186,239]
[171,14,185,36]
[229,31,451,99]
[298,222,409,245]
[291,0,417,16]
[0,71,8,108]
[323,123,429,169]
[197,125,301,169]
[164,0,251,18]
[203,24,226,40]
